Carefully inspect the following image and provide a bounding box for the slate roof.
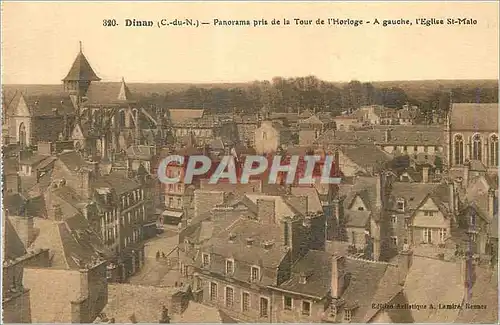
[103,284,229,323]
[455,266,499,323]
[204,218,287,272]
[450,103,498,131]
[340,176,381,214]
[290,187,323,213]
[389,182,443,211]
[2,216,28,260]
[400,256,464,323]
[84,82,131,105]
[278,250,333,298]
[29,215,109,269]
[93,172,141,195]
[341,258,392,322]
[168,108,205,123]
[126,145,155,160]
[22,94,77,117]
[57,150,90,172]
[345,210,371,228]
[62,50,101,81]
[341,145,392,170]
[4,192,27,216]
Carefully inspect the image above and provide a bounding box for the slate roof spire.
[117,77,133,101]
[62,42,101,82]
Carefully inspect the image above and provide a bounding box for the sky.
[2,1,499,84]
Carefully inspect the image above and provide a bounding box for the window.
[242,292,250,312]
[283,296,292,310]
[183,265,189,276]
[260,297,269,317]
[403,146,407,151]
[196,277,203,290]
[251,266,260,282]
[177,198,181,208]
[168,197,173,207]
[210,282,218,301]
[439,228,447,243]
[396,199,405,211]
[225,286,234,307]
[454,134,464,165]
[490,134,498,166]
[424,211,434,217]
[202,253,210,267]
[329,302,337,317]
[263,131,268,140]
[391,215,397,226]
[390,236,398,247]
[357,207,364,211]
[472,134,482,161]
[302,301,311,316]
[225,259,234,274]
[423,228,432,244]
[470,212,477,226]
[344,309,352,322]
[413,145,418,152]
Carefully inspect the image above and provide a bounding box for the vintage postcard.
[1,1,499,323]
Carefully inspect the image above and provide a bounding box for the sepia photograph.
[1,1,499,324]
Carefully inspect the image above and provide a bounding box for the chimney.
[375,173,383,208]
[449,182,455,215]
[422,166,429,183]
[37,142,53,156]
[462,164,469,188]
[460,254,476,303]
[257,199,276,225]
[78,169,92,200]
[331,255,346,298]
[384,129,392,142]
[488,189,496,217]
[397,249,414,285]
[372,222,381,261]
[79,269,90,300]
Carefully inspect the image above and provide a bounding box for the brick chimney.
[422,166,429,183]
[257,199,276,224]
[331,255,346,298]
[397,249,413,285]
[488,189,496,217]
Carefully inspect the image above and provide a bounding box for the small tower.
[62,41,101,100]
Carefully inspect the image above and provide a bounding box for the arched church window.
[119,110,126,128]
[490,134,498,166]
[454,134,464,165]
[472,134,482,161]
[19,123,27,148]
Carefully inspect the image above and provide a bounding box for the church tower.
[62,42,101,100]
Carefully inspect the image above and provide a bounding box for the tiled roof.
[244,194,301,221]
[117,78,133,101]
[299,115,323,125]
[4,193,27,216]
[345,210,371,228]
[290,187,323,213]
[62,51,101,81]
[57,150,89,172]
[450,103,498,131]
[389,182,441,211]
[84,82,130,105]
[340,176,380,213]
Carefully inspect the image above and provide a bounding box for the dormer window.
[299,273,307,284]
[424,211,434,217]
[344,309,352,322]
[357,207,364,211]
[225,259,234,274]
[202,253,210,267]
[251,266,260,282]
[396,198,405,211]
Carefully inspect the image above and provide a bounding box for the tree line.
[138,76,498,123]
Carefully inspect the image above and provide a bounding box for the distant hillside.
[3,79,498,99]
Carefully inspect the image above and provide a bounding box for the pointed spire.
[117,77,133,101]
[79,41,83,53]
[62,42,101,82]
